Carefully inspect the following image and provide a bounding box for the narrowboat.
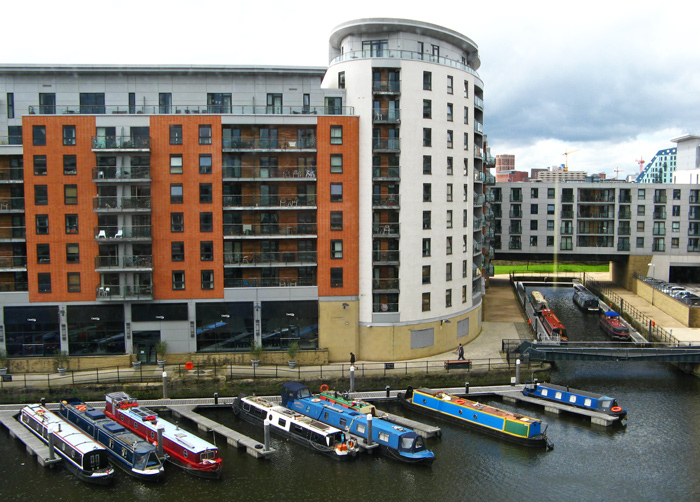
[573,288,600,312]
[529,290,549,314]
[20,404,115,485]
[540,309,568,342]
[523,381,627,420]
[317,385,380,416]
[59,398,165,481]
[103,392,223,479]
[282,382,435,465]
[599,311,630,340]
[397,388,552,449]
[233,394,359,460]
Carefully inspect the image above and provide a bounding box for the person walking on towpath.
[350,352,356,365]
[457,343,465,360]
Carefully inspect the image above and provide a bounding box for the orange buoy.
[320,384,329,392]
[185,361,194,370]
[611,406,622,413]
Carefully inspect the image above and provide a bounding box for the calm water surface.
[2,287,699,501]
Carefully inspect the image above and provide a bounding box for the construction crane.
[636,157,645,173]
[562,149,579,171]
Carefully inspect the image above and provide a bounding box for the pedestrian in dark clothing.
[350,352,356,365]
[457,344,465,360]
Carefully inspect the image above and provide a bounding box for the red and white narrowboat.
[540,309,568,342]
[104,392,222,479]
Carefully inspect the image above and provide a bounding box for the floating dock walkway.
[0,411,63,468]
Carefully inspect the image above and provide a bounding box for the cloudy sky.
[7,0,699,178]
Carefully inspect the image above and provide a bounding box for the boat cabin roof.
[534,383,615,401]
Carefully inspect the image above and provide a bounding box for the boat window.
[133,451,148,470]
[458,410,463,415]
[541,389,548,397]
[339,418,347,427]
[414,436,425,451]
[400,436,414,451]
[569,395,576,403]
[147,452,160,467]
[243,403,250,412]
[150,431,155,438]
[601,400,611,409]
[584,399,592,407]
[323,412,329,421]
[278,418,286,427]
[554,392,562,400]
[357,424,365,434]
[298,388,311,399]
[183,449,188,458]
[201,450,216,460]
[378,432,389,443]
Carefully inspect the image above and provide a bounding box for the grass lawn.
[493,263,609,275]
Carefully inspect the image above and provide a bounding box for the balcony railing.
[474,147,484,159]
[618,209,632,219]
[373,250,400,262]
[509,193,523,202]
[223,194,317,208]
[96,284,153,300]
[223,251,317,265]
[93,166,151,181]
[474,121,483,134]
[0,226,26,239]
[0,197,25,210]
[372,278,400,291]
[474,194,486,205]
[223,165,316,179]
[474,96,484,109]
[91,136,150,150]
[0,256,27,268]
[654,195,667,203]
[0,282,28,292]
[372,81,401,93]
[372,109,401,123]
[618,241,631,251]
[93,196,151,210]
[330,49,480,79]
[30,104,355,116]
[372,194,400,208]
[0,135,23,146]
[94,225,152,239]
[484,172,495,184]
[225,277,316,288]
[474,171,485,182]
[372,138,401,152]
[95,255,153,269]
[372,166,400,179]
[653,210,666,219]
[223,223,317,237]
[0,167,24,181]
[372,223,400,236]
[222,137,317,150]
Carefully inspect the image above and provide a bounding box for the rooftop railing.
[29,105,355,116]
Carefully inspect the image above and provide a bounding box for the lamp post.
[648,263,656,305]
[286,313,295,345]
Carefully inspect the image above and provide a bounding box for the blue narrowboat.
[573,287,600,312]
[282,382,435,465]
[398,388,552,449]
[59,398,165,481]
[522,381,627,420]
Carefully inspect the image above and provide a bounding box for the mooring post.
[157,427,164,457]
[385,385,390,398]
[40,397,46,407]
[214,392,219,405]
[48,430,56,460]
[162,371,168,399]
[366,414,373,446]
[465,382,470,394]
[263,418,271,451]
[515,359,521,384]
[349,365,355,393]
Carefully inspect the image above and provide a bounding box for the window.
[201,270,214,290]
[35,185,48,205]
[446,236,453,255]
[423,128,432,147]
[172,242,185,261]
[65,214,78,234]
[422,265,431,284]
[331,240,343,259]
[170,155,183,174]
[446,210,453,228]
[637,205,645,216]
[67,272,81,293]
[547,204,555,215]
[446,262,452,281]
[34,155,47,176]
[159,93,172,114]
[422,238,431,257]
[546,236,554,247]
[199,124,212,145]
[33,125,46,146]
[63,155,77,175]
[447,76,453,94]
[547,220,555,231]
[325,97,342,115]
[38,273,51,293]
[64,185,77,205]
[200,212,213,232]
[548,188,555,199]
[531,204,539,215]
[463,81,469,98]
[422,292,431,312]
[530,236,538,246]
[672,221,680,232]
[171,212,184,232]
[330,268,343,288]
[129,92,136,114]
[447,184,453,202]
[200,241,213,261]
[464,106,469,124]
[637,221,645,232]
[207,93,231,113]
[172,271,185,290]
[80,93,105,113]
[199,183,212,203]
[170,124,183,145]
[463,260,468,278]
[423,156,432,174]
[8,126,21,145]
[63,125,76,146]
[423,183,431,202]
[638,188,646,200]
[636,237,644,248]
[338,71,345,89]
[38,93,55,114]
[561,236,572,250]
[171,184,183,203]
[673,189,681,200]
[673,205,681,216]
[36,215,49,234]
[447,157,453,175]
[423,99,432,119]
[330,154,343,173]
[672,237,679,248]
[6,92,14,118]
[330,211,343,230]
[447,130,453,149]
[446,289,452,308]
[199,154,212,174]
[330,183,343,202]
[330,126,343,145]
[423,71,432,90]
[463,133,469,150]
[531,188,539,198]
[37,244,50,263]
[422,211,431,229]
[362,39,388,56]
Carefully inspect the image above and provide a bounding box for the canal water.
[2,286,700,501]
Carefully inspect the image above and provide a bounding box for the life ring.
[610,406,622,413]
[455,399,466,405]
[347,439,355,449]
[320,384,329,392]
[77,405,87,412]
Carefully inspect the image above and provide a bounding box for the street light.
[648,263,656,305]
[648,263,655,279]
[286,313,295,339]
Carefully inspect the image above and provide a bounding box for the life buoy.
[610,406,622,413]
[320,384,329,392]
[77,405,87,412]
[347,439,355,449]
[455,399,466,405]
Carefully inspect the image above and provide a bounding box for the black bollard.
[465,382,470,394]
[214,392,219,405]
[40,397,46,407]
[385,385,391,398]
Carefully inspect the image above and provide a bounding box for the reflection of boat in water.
[523,381,627,421]
[233,394,360,460]
[20,404,115,485]
[599,311,630,340]
[540,309,568,342]
[398,387,552,449]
